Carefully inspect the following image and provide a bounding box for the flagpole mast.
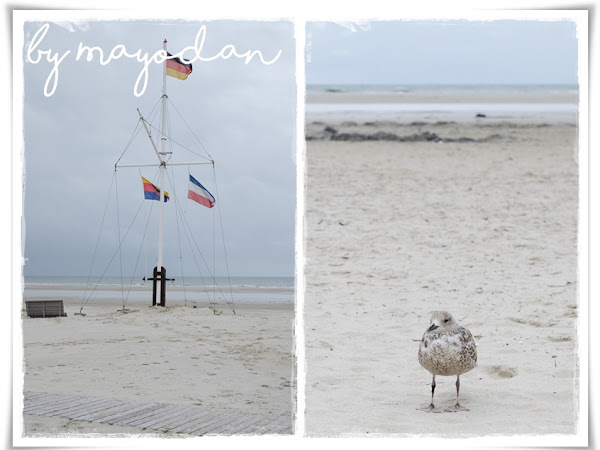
[156,39,168,299]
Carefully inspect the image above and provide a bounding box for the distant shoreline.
[305,88,579,124]
[21,296,294,311]
[306,90,578,105]
[23,283,294,294]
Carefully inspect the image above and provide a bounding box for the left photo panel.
[16,15,296,438]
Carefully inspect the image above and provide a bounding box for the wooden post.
[144,266,174,307]
[152,267,158,306]
[160,267,167,307]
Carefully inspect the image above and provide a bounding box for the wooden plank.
[95,403,163,424]
[71,401,142,422]
[23,392,52,402]
[152,407,212,432]
[267,415,292,427]
[23,399,67,412]
[206,413,265,435]
[219,414,271,436]
[45,398,116,418]
[168,410,223,434]
[22,391,288,437]
[273,425,294,435]
[125,404,182,428]
[23,392,79,409]
[159,408,215,433]
[124,404,179,428]
[256,416,292,435]
[24,393,65,409]
[23,392,67,409]
[99,403,165,426]
[189,412,242,436]
[69,399,126,420]
[25,392,86,406]
[45,398,119,419]
[133,405,191,429]
[25,396,95,415]
[24,391,68,400]
[179,411,235,435]
[189,412,241,436]
[230,415,276,435]
[30,396,103,416]
[270,415,291,426]
[240,415,288,435]
[113,404,173,427]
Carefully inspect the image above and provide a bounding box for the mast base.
[143,266,174,307]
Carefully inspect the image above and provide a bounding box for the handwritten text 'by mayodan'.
[27,23,283,97]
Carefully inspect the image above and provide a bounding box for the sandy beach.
[20,292,295,437]
[304,92,580,436]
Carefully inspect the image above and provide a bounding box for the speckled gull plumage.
[418,311,477,413]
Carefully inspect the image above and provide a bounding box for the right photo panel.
[304,16,584,437]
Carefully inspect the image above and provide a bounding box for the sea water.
[306,83,579,123]
[23,275,295,305]
[306,83,578,96]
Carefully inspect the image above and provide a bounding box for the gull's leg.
[419,374,442,413]
[445,374,469,412]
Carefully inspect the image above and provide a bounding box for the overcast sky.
[20,18,296,278]
[306,19,579,85]
[17,13,582,279]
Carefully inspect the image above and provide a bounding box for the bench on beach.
[25,300,67,318]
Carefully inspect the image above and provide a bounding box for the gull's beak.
[427,323,439,332]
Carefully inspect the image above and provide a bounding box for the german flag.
[166,52,193,80]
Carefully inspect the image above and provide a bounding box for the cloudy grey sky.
[17,14,582,280]
[306,19,579,85]
[20,18,296,278]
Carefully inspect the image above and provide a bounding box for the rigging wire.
[175,189,188,307]
[167,97,213,161]
[212,168,236,311]
[114,120,143,168]
[115,171,126,309]
[166,96,234,312]
[159,105,233,313]
[167,99,235,313]
[121,204,154,309]
[80,191,150,310]
[143,186,148,280]
[81,172,117,313]
[85,94,235,313]
[164,169,217,311]
[119,170,157,309]
[167,167,238,314]
[174,190,236,314]
[166,111,189,306]
[114,97,162,167]
[144,113,213,162]
[212,170,216,307]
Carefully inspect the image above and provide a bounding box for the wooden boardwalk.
[23,391,293,436]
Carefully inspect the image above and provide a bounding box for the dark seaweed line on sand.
[306,127,503,143]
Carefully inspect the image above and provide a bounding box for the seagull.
[418,311,477,412]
